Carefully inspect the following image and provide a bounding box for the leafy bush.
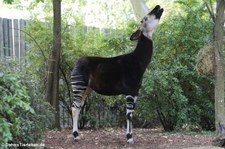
[0,69,33,144]
[0,58,54,146]
[137,1,214,131]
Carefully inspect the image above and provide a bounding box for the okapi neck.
[133,34,153,69]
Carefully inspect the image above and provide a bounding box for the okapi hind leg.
[126,95,137,144]
[71,72,89,142]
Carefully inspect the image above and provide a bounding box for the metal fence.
[0,17,27,59]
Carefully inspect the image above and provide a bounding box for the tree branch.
[203,0,216,23]
[59,64,71,102]
[12,28,47,61]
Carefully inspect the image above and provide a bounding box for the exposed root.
[212,123,225,147]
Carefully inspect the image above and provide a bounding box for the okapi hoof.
[74,136,80,142]
[127,133,134,144]
[127,138,134,144]
[73,131,80,142]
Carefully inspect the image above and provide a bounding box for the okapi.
[71,5,164,144]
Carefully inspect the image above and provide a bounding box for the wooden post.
[8,19,13,57]
[0,18,3,57]
[20,20,26,59]
[13,19,20,58]
[3,18,9,56]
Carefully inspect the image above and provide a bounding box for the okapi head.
[130,5,164,41]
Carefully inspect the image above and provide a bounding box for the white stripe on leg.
[127,119,130,134]
[126,95,137,144]
[72,107,81,140]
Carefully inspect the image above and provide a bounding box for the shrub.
[138,1,214,131]
[0,58,54,146]
[0,70,34,144]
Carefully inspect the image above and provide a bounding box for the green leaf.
[3,0,14,4]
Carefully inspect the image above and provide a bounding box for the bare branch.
[12,27,47,61]
[210,0,215,19]
[203,0,216,23]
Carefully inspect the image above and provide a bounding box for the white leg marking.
[72,107,81,140]
[127,119,130,134]
[126,95,137,102]
[73,93,83,97]
[73,93,83,98]
[72,85,87,89]
[127,138,134,144]
[126,96,137,144]
[71,75,83,79]
[71,81,85,84]
[72,89,84,92]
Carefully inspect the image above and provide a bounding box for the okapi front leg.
[71,74,88,141]
[126,95,137,144]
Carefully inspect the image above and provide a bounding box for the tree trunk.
[46,0,61,129]
[213,0,225,147]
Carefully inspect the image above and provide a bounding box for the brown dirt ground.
[41,128,223,149]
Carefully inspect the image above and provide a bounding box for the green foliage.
[3,0,14,4]
[3,0,44,4]
[138,1,214,131]
[79,93,126,128]
[0,58,54,145]
[0,59,34,144]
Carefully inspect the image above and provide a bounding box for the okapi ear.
[130,29,142,41]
